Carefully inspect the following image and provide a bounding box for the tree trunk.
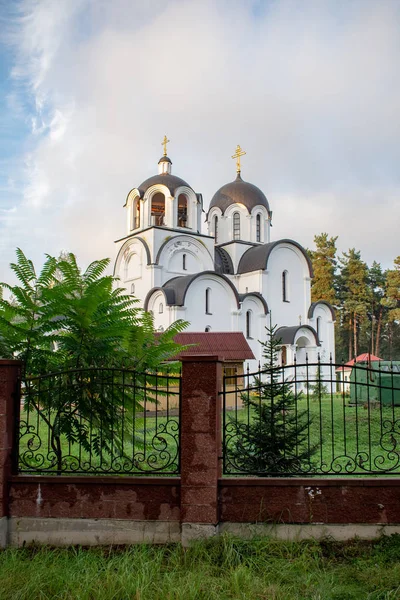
[348,316,353,361]
[375,308,383,357]
[353,314,358,358]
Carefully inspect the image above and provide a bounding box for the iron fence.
[222,357,400,476]
[15,367,181,475]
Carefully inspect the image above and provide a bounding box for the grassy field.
[1,535,400,599]
[224,393,400,475]
[18,391,400,476]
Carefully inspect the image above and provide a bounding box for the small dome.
[158,156,172,164]
[137,173,193,197]
[208,174,270,215]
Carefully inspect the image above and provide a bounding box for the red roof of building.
[335,353,382,372]
[172,332,255,361]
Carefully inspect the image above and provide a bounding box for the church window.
[183,254,187,270]
[151,192,165,226]
[159,302,163,314]
[256,214,261,242]
[205,287,211,314]
[214,216,218,243]
[246,310,252,339]
[233,212,240,240]
[132,198,140,230]
[158,326,164,332]
[178,194,188,227]
[205,326,211,332]
[282,271,289,302]
[131,283,135,294]
[316,317,322,341]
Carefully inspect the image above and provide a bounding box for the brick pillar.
[0,360,21,548]
[180,355,223,545]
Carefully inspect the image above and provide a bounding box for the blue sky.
[0,0,399,284]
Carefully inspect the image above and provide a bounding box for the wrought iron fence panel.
[222,357,400,477]
[15,367,181,475]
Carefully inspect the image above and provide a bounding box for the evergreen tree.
[381,257,400,360]
[337,249,371,360]
[368,261,387,357]
[227,321,317,476]
[308,233,338,305]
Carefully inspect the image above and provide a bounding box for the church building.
[114,138,335,368]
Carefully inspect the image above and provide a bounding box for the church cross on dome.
[232,144,246,175]
[162,135,170,156]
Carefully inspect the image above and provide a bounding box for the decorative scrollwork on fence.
[17,368,181,476]
[222,359,400,477]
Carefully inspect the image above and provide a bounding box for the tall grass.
[1,534,400,599]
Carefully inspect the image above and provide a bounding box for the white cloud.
[1,0,399,283]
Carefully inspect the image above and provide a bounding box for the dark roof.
[238,292,269,314]
[158,156,172,164]
[308,301,336,321]
[172,332,255,361]
[274,325,320,346]
[143,271,241,310]
[237,239,314,276]
[137,173,193,197]
[208,174,270,215]
[214,246,234,274]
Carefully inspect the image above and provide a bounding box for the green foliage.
[308,363,328,400]
[228,321,317,475]
[309,232,338,305]
[0,249,188,471]
[2,535,400,599]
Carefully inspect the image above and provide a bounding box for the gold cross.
[231,144,246,174]
[162,135,170,156]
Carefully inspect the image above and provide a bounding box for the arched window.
[233,212,240,240]
[130,283,135,295]
[205,326,211,332]
[205,287,211,314]
[282,270,289,302]
[151,192,165,226]
[158,326,164,332]
[256,214,261,242]
[159,302,163,314]
[281,346,287,366]
[214,215,218,243]
[178,194,188,227]
[132,198,140,230]
[316,317,322,341]
[246,310,252,339]
[183,254,187,271]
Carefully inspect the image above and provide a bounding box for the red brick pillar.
[0,360,21,548]
[180,355,223,545]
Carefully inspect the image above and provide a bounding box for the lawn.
[1,535,400,599]
[223,393,400,476]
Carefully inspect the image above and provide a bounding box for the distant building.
[114,140,335,369]
[336,353,382,393]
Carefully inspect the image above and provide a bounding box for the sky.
[0,0,399,284]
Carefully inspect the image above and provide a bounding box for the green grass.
[224,393,400,475]
[1,535,400,599]
[19,411,180,475]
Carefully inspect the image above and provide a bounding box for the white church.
[114,139,335,369]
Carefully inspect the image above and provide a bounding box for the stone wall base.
[6,518,400,548]
[0,517,8,548]
[219,522,400,541]
[9,518,180,547]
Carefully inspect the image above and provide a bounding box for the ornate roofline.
[308,300,336,321]
[237,239,314,277]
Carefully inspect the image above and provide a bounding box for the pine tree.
[337,249,371,360]
[368,261,387,357]
[308,233,338,305]
[227,321,317,476]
